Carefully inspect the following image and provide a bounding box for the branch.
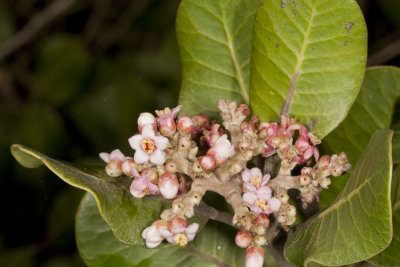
[0,0,77,62]
[194,201,234,226]
[368,38,400,66]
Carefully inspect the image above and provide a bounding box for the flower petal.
[159,229,172,238]
[257,186,272,200]
[261,174,271,186]
[304,147,314,160]
[129,134,143,151]
[242,168,251,182]
[147,182,159,195]
[250,168,262,179]
[243,192,257,205]
[243,182,257,192]
[110,149,125,161]
[155,135,169,150]
[146,240,162,248]
[99,152,110,163]
[149,150,166,165]
[134,150,149,164]
[141,125,156,139]
[186,223,199,235]
[268,197,281,212]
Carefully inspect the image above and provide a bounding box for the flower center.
[250,176,262,188]
[174,233,188,246]
[141,139,156,154]
[255,199,269,211]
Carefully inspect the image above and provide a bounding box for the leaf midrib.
[220,3,249,104]
[280,2,317,116]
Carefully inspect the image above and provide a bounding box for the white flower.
[99,149,127,163]
[128,125,169,165]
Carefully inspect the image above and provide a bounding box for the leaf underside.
[11,144,169,246]
[368,165,400,266]
[177,0,262,118]
[250,0,367,138]
[284,129,393,266]
[77,193,246,267]
[320,66,400,209]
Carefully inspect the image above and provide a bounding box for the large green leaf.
[77,193,248,267]
[284,129,393,266]
[368,165,400,266]
[177,0,262,117]
[319,67,400,209]
[250,0,367,138]
[10,144,169,246]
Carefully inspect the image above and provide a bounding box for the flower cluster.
[99,100,351,267]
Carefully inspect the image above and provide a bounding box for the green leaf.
[393,131,400,166]
[369,165,400,266]
[250,0,367,138]
[177,0,262,117]
[33,34,91,106]
[77,193,247,267]
[10,144,169,246]
[284,129,393,266]
[319,67,400,209]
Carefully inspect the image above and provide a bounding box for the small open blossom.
[159,217,199,246]
[206,134,235,167]
[99,149,127,163]
[130,168,159,198]
[142,220,168,248]
[242,168,270,192]
[99,149,129,177]
[129,125,169,165]
[243,186,281,214]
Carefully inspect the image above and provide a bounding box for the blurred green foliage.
[0,0,399,266]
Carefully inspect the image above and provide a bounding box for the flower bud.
[299,175,311,186]
[238,141,250,152]
[287,205,296,217]
[165,161,177,173]
[235,230,252,248]
[255,214,270,229]
[254,235,266,246]
[178,137,191,151]
[168,217,188,233]
[141,168,159,184]
[192,114,209,126]
[318,155,330,169]
[267,136,280,148]
[235,104,250,116]
[159,117,176,136]
[138,112,157,132]
[295,136,310,152]
[276,189,289,204]
[338,152,348,164]
[106,159,123,177]
[199,155,216,171]
[266,123,278,137]
[301,167,312,176]
[330,166,342,177]
[121,159,137,177]
[177,116,194,136]
[172,200,184,213]
[158,173,179,199]
[245,245,264,267]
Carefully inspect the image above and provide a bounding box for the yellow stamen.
[250,176,262,188]
[255,199,269,211]
[174,233,188,246]
[141,139,156,154]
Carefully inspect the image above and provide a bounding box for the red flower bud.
[245,245,264,267]
[235,230,252,248]
[177,116,194,135]
[199,155,216,171]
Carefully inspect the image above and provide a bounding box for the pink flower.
[242,168,270,192]
[294,130,320,162]
[206,134,235,167]
[204,124,223,146]
[159,217,199,246]
[128,125,169,165]
[130,168,159,198]
[243,186,281,215]
[142,220,168,248]
[137,112,157,132]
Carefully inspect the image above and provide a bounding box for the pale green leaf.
[177,0,262,117]
[11,144,169,246]
[284,129,393,266]
[77,193,248,267]
[319,67,400,209]
[250,0,367,138]
[369,165,400,266]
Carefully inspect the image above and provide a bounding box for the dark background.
[0,0,399,266]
